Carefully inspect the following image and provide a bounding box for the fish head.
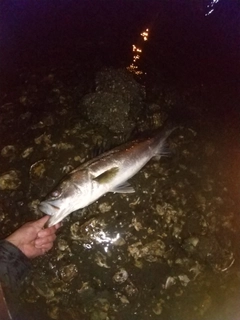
[39,179,84,227]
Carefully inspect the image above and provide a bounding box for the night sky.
[0,0,239,93]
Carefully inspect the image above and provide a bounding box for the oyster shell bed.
[1,67,240,320]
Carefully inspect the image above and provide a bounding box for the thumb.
[34,215,50,228]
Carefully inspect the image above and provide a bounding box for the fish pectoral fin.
[93,167,119,184]
[153,146,171,158]
[111,181,135,193]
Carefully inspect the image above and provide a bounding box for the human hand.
[6,216,61,259]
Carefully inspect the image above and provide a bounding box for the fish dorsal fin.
[111,182,135,193]
[93,167,119,184]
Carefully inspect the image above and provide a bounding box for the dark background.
[1,0,239,90]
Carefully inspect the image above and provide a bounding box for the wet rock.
[83,91,135,133]
[124,283,138,297]
[22,286,39,303]
[182,236,200,253]
[145,103,167,129]
[182,235,234,271]
[34,133,52,150]
[70,218,121,246]
[47,303,59,320]
[0,209,6,222]
[116,293,129,304]
[95,68,145,99]
[31,113,54,129]
[98,202,112,213]
[52,142,74,150]
[112,236,126,247]
[90,298,110,320]
[77,281,91,295]
[71,218,106,241]
[57,239,70,252]
[128,239,166,263]
[178,274,190,287]
[198,293,212,316]
[70,221,83,240]
[82,68,145,134]
[152,299,164,315]
[32,278,55,299]
[59,264,78,282]
[1,55,239,320]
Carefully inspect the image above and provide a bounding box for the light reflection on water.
[83,230,121,253]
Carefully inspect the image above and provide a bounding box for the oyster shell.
[59,264,78,282]
[113,268,128,284]
[128,239,166,263]
[30,160,48,180]
[21,147,34,158]
[94,251,110,268]
[1,145,16,158]
[0,170,21,190]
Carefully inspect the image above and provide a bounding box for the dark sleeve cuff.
[0,240,31,289]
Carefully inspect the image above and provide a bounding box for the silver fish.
[39,122,176,227]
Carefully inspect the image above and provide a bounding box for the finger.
[37,224,59,238]
[35,234,56,248]
[37,247,49,256]
[54,222,62,230]
[38,221,62,238]
[33,215,50,229]
[40,242,53,252]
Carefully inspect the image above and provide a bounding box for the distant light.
[205,0,220,16]
[127,27,149,75]
[205,9,214,16]
[140,28,149,41]
[133,54,140,62]
[133,45,142,53]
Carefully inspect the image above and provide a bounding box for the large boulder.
[82,68,145,134]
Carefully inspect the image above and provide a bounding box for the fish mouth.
[39,200,71,227]
[39,201,60,216]
[45,212,67,228]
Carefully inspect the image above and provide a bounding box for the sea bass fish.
[39,122,177,227]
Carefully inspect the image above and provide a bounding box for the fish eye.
[51,190,61,198]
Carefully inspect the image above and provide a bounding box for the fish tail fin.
[152,121,178,157]
[159,120,178,140]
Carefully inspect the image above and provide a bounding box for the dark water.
[0,1,240,319]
